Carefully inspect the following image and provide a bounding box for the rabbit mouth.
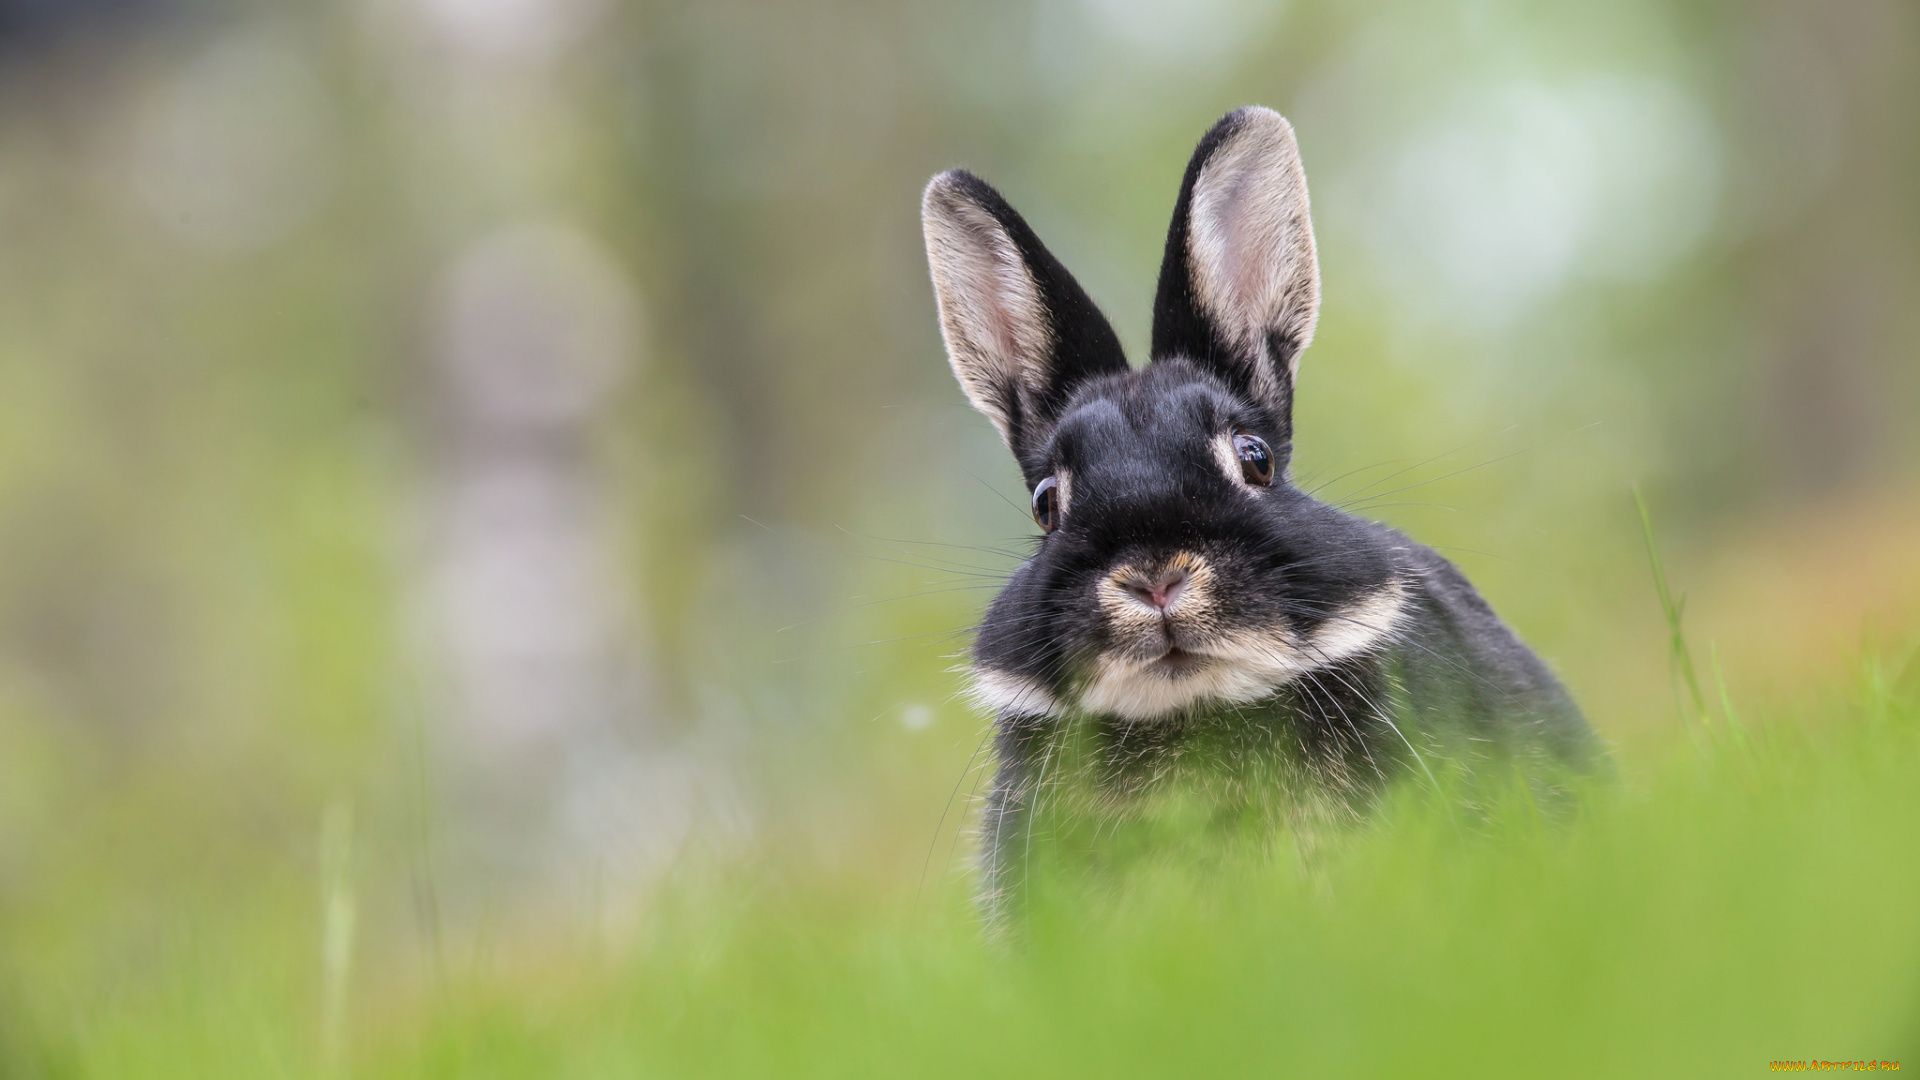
[1151,647,1211,674]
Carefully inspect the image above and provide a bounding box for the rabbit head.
[923,107,1406,724]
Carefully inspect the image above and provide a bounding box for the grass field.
[9,648,1916,1079]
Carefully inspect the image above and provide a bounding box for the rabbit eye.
[1233,431,1275,486]
[1031,476,1060,533]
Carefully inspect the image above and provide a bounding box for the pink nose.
[1125,567,1189,613]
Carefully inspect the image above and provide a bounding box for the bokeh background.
[0,0,1916,1058]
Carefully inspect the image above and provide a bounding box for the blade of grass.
[1709,642,1748,742]
[1634,486,1707,728]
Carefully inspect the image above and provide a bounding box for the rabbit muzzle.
[1098,550,1219,655]
[1074,562,1410,722]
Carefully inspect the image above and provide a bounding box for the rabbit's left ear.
[1150,107,1319,426]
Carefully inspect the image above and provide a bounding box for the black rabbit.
[921,107,1600,925]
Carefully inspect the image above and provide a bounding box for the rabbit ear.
[1150,108,1319,425]
[923,170,1128,458]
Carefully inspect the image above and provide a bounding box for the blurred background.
[0,0,1915,1037]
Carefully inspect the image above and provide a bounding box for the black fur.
[925,109,1600,929]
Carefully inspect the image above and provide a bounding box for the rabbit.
[920,107,1601,926]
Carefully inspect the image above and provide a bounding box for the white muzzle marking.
[1077,580,1406,722]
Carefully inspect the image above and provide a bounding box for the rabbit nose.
[1124,567,1189,613]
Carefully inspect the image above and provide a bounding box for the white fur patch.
[968,667,1065,718]
[1187,108,1320,388]
[1076,580,1406,722]
[1301,584,1407,664]
[1078,652,1282,721]
[922,177,1054,448]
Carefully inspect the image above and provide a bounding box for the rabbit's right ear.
[923,170,1128,461]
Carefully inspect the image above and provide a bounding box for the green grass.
[9,657,1919,1079]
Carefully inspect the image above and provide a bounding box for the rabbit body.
[921,108,1599,923]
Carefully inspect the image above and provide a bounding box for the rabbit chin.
[1076,581,1408,722]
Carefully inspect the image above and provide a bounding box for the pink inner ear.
[949,213,1049,378]
[981,282,1026,366]
[1186,113,1318,368]
[926,190,1055,440]
[1218,173,1269,313]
